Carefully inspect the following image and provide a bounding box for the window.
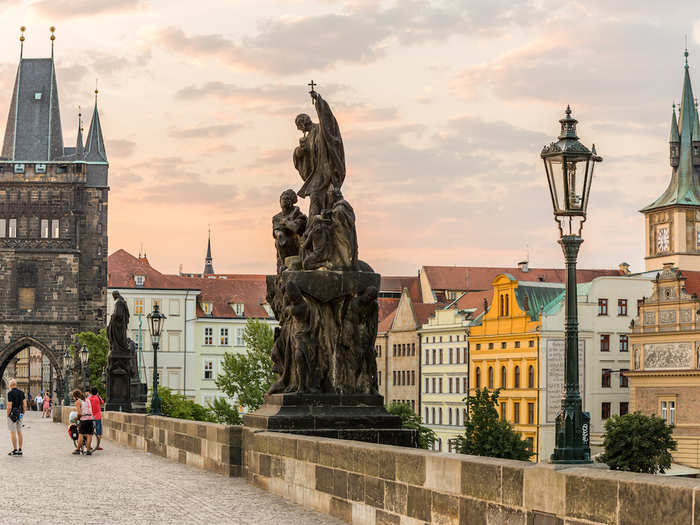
[168,332,181,352]
[220,328,229,345]
[488,343,494,350]
[601,368,611,388]
[463,377,467,392]
[619,335,628,352]
[411,343,415,356]
[0,219,5,238]
[425,377,429,392]
[501,366,507,388]
[204,327,213,345]
[598,298,608,316]
[439,408,443,425]
[393,371,396,385]
[425,407,429,423]
[425,349,429,364]
[600,334,610,352]
[448,408,453,425]
[232,303,244,316]
[500,403,506,420]
[528,340,534,348]
[601,402,611,420]
[488,367,494,388]
[432,349,436,364]
[411,371,415,385]
[439,377,443,393]
[661,400,676,426]
[455,378,460,393]
[513,402,520,423]
[134,298,144,315]
[620,369,629,388]
[431,407,435,424]
[463,348,467,362]
[134,274,145,287]
[620,402,629,416]
[527,403,535,424]
[618,299,628,316]
[475,367,481,389]
[169,299,181,316]
[235,328,244,346]
[439,349,443,364]
[432,377,436,392]
[501,342,506,349]
[514,366,520,388]
[36,163,46,173]
[202,302,213,315]
[51,219,59,238]
[449,348,453,364]
[476,344,481,350]
[8,218,16,238]
[528,365,535,388]
[203,360,214,380]
[515,341,520,349]
[448,377,453,393]
[41,219,49,238]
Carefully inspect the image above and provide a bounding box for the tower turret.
[670,103,680,167]
[203,229,215,275]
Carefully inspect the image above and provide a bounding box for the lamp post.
[79,344,89,392]
[541,106,602,464]
[63,347,72,405]
[147,303,166,416]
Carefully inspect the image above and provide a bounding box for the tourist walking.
[72,390,93,455]
[7,379,26,456]
[42,393,51,418]
[35,393,43,413]
[88,388,104,451]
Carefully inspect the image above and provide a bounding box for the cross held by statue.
[308,80,317,94]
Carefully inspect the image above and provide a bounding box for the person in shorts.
[88,387,104,451]
[72,389,93,455]
[7,379,26,456]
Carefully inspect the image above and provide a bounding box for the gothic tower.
[203,229,214,275]
[642,50,700,271]
[0,29,108,392]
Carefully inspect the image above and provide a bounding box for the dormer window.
[35,164,46,174]
[262,303,273,317]
[202,302,213,315]
[13,164,24,174]
[34,93,42,100]
[232,303,244,316]
[134,274,145,287]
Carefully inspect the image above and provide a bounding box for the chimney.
[618,262,631,275]
[518,260,529,273]
[178,263,183,275]
[483,298,488,312]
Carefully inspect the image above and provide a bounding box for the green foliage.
[598,412,677,474]
[386,402,436,449]
[456,388,531,461]
[156,386,214,423]
[207,397,242,425]
[216,320,275,412]
[72,329,109,398]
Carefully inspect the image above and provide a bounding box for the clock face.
[657,227,670,253]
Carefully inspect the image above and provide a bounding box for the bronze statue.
[273,189,307,272]
[293,89,345,218]
[107,291,130,354]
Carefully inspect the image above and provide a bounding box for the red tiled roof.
[413,302,446,326]
[108,249,192,290]
[676,270,700,297]
[452,290,493,317]
[380,276,421,300]
[378,308,397,333]
[169,274,271,319]
[422,266,622,292]
[378,298,399,323]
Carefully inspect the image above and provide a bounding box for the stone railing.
[243,429,700,525]
[52,406,242,477]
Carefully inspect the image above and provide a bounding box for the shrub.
[386,402,436,449]
[207,397,242,425]
[598,411,677,474]
[155,386,214,423]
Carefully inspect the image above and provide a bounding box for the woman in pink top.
[42,394,51,418]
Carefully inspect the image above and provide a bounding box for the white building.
[539,275,654,459]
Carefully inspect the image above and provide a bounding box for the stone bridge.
[41,408,700,525]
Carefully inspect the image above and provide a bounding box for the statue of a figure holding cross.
[293,81,346,218]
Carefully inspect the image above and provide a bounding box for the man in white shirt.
[34,393,43,412]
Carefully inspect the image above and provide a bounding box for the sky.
[0,0,698,277]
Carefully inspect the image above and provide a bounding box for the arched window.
[528,365,535,388]
[475,367,481,389]
[514,366,520,388]
[505,294,509,316]
[488,366,494,389]
[501,366,507,388]
[500,294,504,316]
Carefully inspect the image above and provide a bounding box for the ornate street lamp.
[63,347,72,406]
[541,106,602,463]
[147,303,166,416]
[79,344,89,391]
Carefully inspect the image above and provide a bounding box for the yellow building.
[468,274,563,459]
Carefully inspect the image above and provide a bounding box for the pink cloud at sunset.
[0,0,698,277]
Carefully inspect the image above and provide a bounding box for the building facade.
[0,42,108,397]
[539,276,653,459]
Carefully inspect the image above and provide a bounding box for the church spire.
[670,103,680,142]
[85,86,107,162]
[203,228,215,275]
[76,108,84,158]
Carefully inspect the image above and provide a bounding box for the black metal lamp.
[542,106,601,464]
[63,347,72,405]
[146,303,166,416]
[79,344,89,391]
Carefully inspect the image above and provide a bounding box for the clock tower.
[642,51,700,271]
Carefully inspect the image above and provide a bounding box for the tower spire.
[76,106,84,157]
[85,83,107,162]
[671,102,680,142]
[19,26,25,59]
[203,227,215,276]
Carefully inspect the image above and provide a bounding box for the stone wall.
[53,407,241,477]
[244,429,700,525]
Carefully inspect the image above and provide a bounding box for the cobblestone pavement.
[1,412,343,525]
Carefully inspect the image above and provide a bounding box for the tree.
[456,388,531,461]
[216,320,275,412]
[598,412,677,474]
[207,397,242,425]
[386,402,436,449]
[71,329,109,398]
[156,386,214,422]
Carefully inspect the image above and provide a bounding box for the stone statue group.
[267,89,379,396]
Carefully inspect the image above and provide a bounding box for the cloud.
[31,0,146,18]
[106,139,136,157]
[153,1,541,74]
[168,123,243,139]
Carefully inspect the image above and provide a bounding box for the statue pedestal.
[244,394,416,446]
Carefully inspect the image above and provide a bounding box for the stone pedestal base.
[244,393,416,447]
